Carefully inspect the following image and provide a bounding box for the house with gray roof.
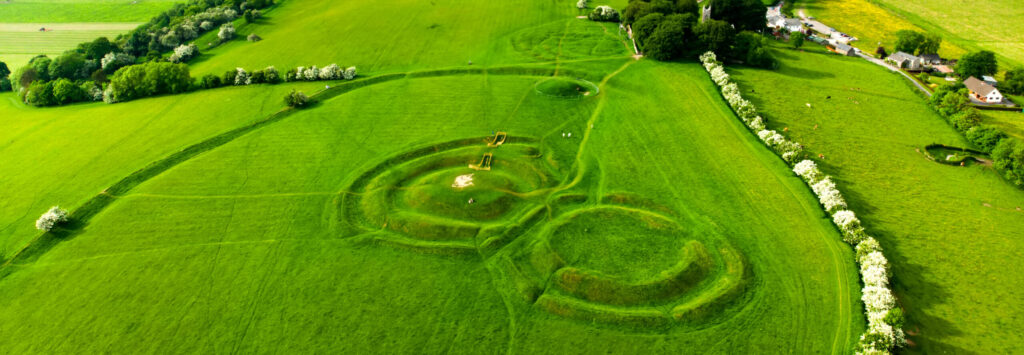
[831,43,857,56]
[964,76,1004,103]
[886,51,922,70]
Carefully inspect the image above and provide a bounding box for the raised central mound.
[534,77,598,98]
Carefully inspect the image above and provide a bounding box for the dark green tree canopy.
[710,0,764,32]
[695,19,735,53]
[955,50,998,79]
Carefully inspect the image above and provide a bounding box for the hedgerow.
[701,51,905,354]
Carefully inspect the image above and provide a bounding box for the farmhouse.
[886,51,922,70]
[830,43,857,56]
[964,76,1004,103]
[919,53,942,65]
[783,18,803,33]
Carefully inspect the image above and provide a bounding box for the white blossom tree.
[234,67,251,85]
[218,23,236,42]
[35,206,68,231]
[576,0,587,9]
[343,66,357,80]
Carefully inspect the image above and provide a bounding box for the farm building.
[783,18,803,33]
[933,65,955,74]
[830,43,857,56]
[886,51,922,70]
[964,76,1004,103]
[983,75,998,87]
[920,53,943,65]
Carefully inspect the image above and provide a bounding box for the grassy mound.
[534,77,598,98]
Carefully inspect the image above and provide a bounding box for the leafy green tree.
[965,125,1007,153]
[0,60,9,92]
[0,60,10,79]
[622,0,653,24]
[284,89,309,107]
[106,62,192,103]
[644,14,689,60]
[790,31,804,49]
[201,74,222,89]
[883,308,905,329]
[710,0,764,32]
[1002,67,1024,95]
[675,0,698,15]
[48,52,86,80]
[894,30,925,53]
[993,138,1024,187]
[918,34,942,55]
[52,78,85,105]
[955,51,998,79]
[82,37,116,60]
[695,19,735,53]
[29,55,52,82]
[633,13,665,49]
[24,80,55,106]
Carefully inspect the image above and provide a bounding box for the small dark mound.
[534,77,598,98]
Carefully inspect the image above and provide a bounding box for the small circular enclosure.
[534,77,599,98]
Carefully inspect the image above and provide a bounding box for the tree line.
[1,0,274,106]
[620,0,777,68]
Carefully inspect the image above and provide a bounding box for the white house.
[964,76,1004,103]
[783,18,803,33]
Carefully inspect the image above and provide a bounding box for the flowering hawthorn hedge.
[700,52,800,163]
[701,51,905,354]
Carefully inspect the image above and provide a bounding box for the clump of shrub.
[169,43,199,63]
[103,61,191,103]
[588,6,619,22]
[248,34,262,42]
[218,23,236,42]
[35,206,68,231]
[284,89,309,107]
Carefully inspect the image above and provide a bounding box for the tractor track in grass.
[0,61,631,278]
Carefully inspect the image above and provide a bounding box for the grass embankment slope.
[729,45,1024,354]
[0,82,329,258]
[797,0,966,60]
[0,0,861,350]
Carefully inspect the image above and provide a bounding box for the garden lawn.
[729,45,1024,354]
[0,59,862,352]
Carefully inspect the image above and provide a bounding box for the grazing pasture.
[0,82,330,258]
[729,44,1024,354]
[0,60,862,352]
[797,0,967,60]
[868,0,1024,68]
[982,110,1024,140]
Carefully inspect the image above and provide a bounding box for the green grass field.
[982,110,1024,139]
[729,44,1024,354]
[868,0,1024,68]
[0,23,139,69]
[797,0,967,60]
[0,0,177,23]
[0,0,870,350]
